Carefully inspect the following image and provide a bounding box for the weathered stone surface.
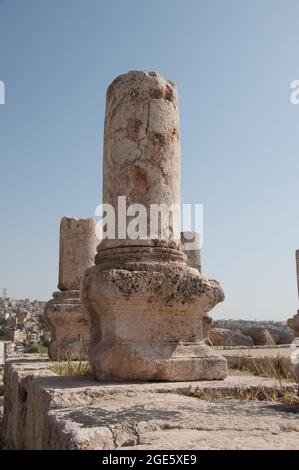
[288,311,299,338]
[296,249,299,298]
[181,231,201,273]
[0,357,56,450]
[44,291,89,360]
[102,71,180,244]
[48,397,299,450]
[81,264,226,381]
[295,362,299,390]
[209,328,254,347]
[241,327,276,346]
[287,250,299,339]
[1,358,298,450]
[81,71,226,381]
[58,217,99,291]
[267,327,293,345]
[44,217,99,360]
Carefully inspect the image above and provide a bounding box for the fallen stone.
[209,328,254,347]
[268,327,293,345]
[241,327,276,346]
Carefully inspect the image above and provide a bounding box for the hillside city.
[0,291,49,355]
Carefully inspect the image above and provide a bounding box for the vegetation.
[189,383,299,406]
[189,357,299,406]
[48,359,91,376]
[228,354,297,382]
[25,342,48,355]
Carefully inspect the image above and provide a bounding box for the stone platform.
[1,357,298,450]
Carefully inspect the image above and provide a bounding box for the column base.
[44,290,90,360]
[288,310,299,339]
[89,341,227,381]
[81,260,227,381]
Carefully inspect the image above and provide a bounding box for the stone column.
[296,249,299,300]
[81,71,227,381]
[288,249,299,343]
[44,217,99,360]
[181,231,201,273]
[181,231,211,340]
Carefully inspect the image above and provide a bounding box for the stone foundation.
[1,357,298,450]
[81,261,227,381]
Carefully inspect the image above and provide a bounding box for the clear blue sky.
[0,0,298,320]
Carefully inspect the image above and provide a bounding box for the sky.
[0,0,298,320]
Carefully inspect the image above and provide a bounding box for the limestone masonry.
[288,249,299,339]
[44,217,99,359]
[1,358,298,450]
[80,71,227,381]
[181,231,201,273]
[58,217,99,291]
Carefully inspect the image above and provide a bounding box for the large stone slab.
[47,395,299,450]
[1,357,298,450]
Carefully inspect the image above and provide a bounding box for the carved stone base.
[81,258,227,381]
[288,310,299,339]
[44,290,90,360]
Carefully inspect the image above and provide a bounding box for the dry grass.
[189,355,299,406]
[49,360,91,376]
[250,355,296,382]
[189,384,299,406]
[228,354,297,382]
[228,367,253,376]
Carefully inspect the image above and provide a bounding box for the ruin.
[1,71,299,452]
[181,231,201,273]
[287,249,299,341]
[44,217,99,359]
[80,71,227,381]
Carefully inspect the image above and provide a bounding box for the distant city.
[0,289,49,354]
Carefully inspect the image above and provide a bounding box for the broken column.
[44,217,99,360]
[288,249,299,343]
[81,71,227,381]
[181,231,202,273]
[181,231,211,338]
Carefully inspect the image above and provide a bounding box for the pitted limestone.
[81,71,227,381]
[58,217,99,291]
[44,217,99,360]
[287,250,299,340]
